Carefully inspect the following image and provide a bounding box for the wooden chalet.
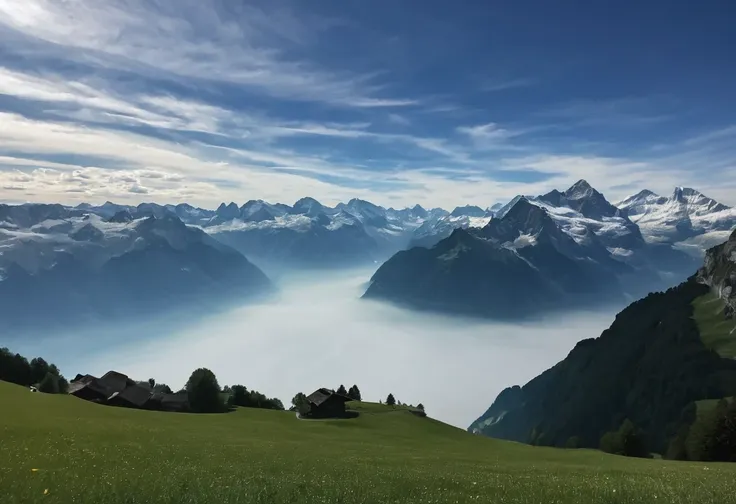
[306,388,353,418]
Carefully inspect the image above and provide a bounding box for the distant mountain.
[205,198,436,269]
[407,206,486,249]
[617,187,736,254]
[0,209,271,331]
[365,181,701,318]
[468,229,736,455]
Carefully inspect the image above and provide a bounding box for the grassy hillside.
[693,292,736,358]
[2,382,736,503]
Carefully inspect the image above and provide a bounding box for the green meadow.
[2,381,736,504]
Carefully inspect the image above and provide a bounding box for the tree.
[231,385,248,407]
[29,357,50,385]
[39,372,60,394]
[417,403,425,412]
[619,419,649,458]
[292,392,310,415]
[57,375,69,394]
[386,393,396,406]
[153,383,173,394]
[600,419,648,458]
[336,384,347,396]
[148,378,156,389]
[348,385,362,401]
[599,431,623,455]
[686,399,736,462]
[565,436,581,449]
[185,368,223,413]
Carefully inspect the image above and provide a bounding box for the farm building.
[68,371,189,412]
[306,388,352,418]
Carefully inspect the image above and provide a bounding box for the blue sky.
[0,0,734,209]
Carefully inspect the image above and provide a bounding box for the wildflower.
[44,489,49,495]
[31,469,39,472]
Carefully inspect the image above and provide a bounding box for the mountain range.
[468,228,736,455]
[0,207,270,331]
[363,181,735,318]
[1,181,734,329]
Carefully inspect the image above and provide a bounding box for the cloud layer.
[9,269,615,428]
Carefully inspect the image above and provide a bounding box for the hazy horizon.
[8,269,616,428]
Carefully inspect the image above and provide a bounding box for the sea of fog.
[8,269,616,429]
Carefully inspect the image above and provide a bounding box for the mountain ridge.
[468,229,736,454]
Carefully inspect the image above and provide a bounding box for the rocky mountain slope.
[0,208,271,331]
[468,229,736,454]
[364,181,701,318]
[407,206,489,249]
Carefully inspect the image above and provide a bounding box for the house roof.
[99,371,134,395]
[109,384,152,408]
[68,377,111,398]
[307,388,352,407]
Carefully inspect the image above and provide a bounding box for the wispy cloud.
[0,0,415,109]
[0,1,733,209]
[481,77,534,92]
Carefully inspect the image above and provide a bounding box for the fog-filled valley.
[6,268,616,428]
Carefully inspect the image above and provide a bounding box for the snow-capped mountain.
[408,206,488,249]
[204,197,444,269]
[364,180,702,319]
[0,206,270,331]
[617,187,736,255]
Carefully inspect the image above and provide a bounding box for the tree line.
[0,347,68,394]
[1,347,426,419]
[184,368,284,413]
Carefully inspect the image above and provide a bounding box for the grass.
[696,397,734,417]
[693,292,736,358]
[3,381,736,503]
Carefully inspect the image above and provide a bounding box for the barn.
[306,388,352,418]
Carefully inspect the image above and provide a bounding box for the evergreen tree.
[417,403,425,411]
[347,385,362,401]
[386,393,396,406]
[336,384,347,396]
[148,378,156,389]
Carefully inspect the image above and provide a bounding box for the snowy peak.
[411,204,428,218]
[564,179,595,200]
[616,186,735,248]
[216,202,241,219]
[482,197,557,244]
[672,187,730,215]
[450,205,486,218]
[617,189,667,211]
[292,197,325,217]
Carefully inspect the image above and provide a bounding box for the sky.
[0,0,734,209]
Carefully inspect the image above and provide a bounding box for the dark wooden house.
[149,391,190,412]
[306,388,352,418]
